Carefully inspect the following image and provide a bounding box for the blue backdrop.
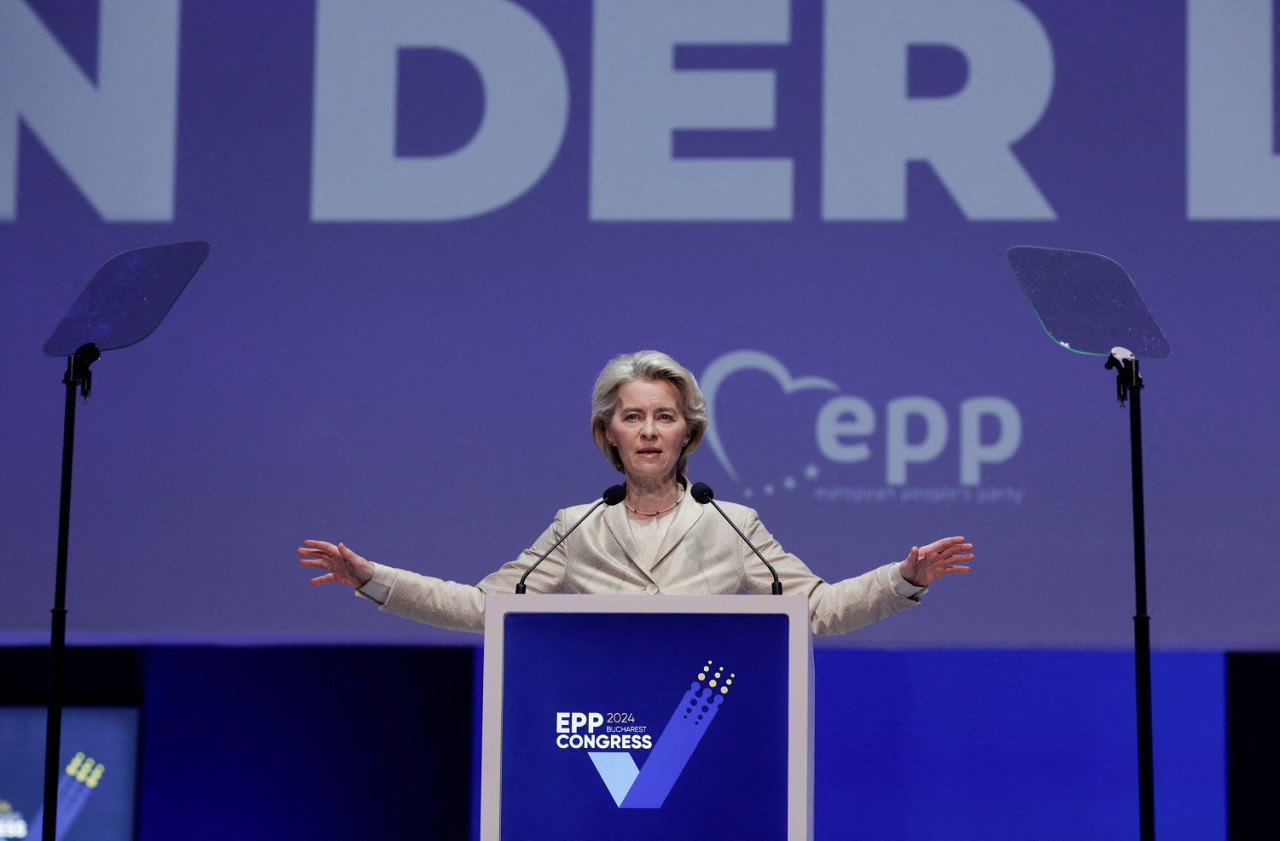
[1,1,1275,654]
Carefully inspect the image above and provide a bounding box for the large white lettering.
[590,0,792,220]
[959,397,1022,486]
[886,397,948,485]
[1187,0,1280,218]
[311,0,568,221]
[816,396,876,464]
[0,0,178,221]
[1,1,1071,224]
[813,394,1022,486]
[822,0,1055,220]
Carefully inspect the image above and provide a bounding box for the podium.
[480,594,814,840]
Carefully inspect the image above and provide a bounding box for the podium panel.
[481,594,813,840]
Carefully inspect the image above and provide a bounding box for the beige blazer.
[366,486,924,636]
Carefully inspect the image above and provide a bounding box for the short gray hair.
[591,350,707,475]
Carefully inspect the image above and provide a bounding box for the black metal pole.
[1128,365,1155,841]
[1108,351,1155,841]
[42,343,98,841]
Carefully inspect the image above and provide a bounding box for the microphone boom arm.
[691,483,783,595]
[515,485,624,594]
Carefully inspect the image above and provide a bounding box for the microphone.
[515,484,626,593]
[690,482,783,595]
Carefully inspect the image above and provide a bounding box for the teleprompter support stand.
[1106,349,1155,841]
[1006,246,1169,841]
[41,343,100,841]
[39,242,209,841]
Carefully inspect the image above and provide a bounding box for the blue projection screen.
[0,707,140,841]
[1,0,1275,649]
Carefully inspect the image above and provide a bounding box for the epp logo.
[701,350,1022,488]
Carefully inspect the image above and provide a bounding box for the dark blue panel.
[811,650,1225,841]
[138,647,473,841]
[0,707,139,841]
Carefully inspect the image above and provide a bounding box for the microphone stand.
[1106,348,1155,841]
[41,342,100,841]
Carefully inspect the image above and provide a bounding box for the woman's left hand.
[900,536,974,587]
[297,540,374,589]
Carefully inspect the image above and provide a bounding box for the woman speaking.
[298,350,972,635]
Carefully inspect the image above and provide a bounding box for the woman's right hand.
[297,540,374,589]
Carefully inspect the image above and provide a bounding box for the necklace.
[624,483,685,517]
